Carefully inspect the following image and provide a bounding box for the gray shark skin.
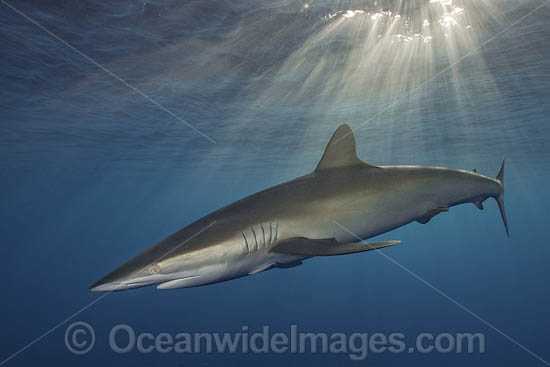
[90,124,508,292]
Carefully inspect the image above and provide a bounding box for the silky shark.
[90,124,508,292]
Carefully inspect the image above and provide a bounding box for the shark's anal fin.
[416,207,449,224]
[269,237,401,256]
[473,200,484,210]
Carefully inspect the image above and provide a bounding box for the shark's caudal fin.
[315,124,379,171]
[495,158,509,237]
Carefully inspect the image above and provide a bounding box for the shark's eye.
[148,265,160,274]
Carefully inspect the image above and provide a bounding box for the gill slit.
[242,232,250,254]
[251,227,258,250]
[260,223,266,248]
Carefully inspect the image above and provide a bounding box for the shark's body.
[91,124,508,292]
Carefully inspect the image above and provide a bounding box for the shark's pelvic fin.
[315,124,379,171]
[269,237,401,256]
[416,207,449,224]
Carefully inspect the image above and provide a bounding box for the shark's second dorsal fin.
[315,124,378,171]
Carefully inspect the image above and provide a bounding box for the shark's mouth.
[125,282,152,288]
[157,275,201,290]
[90,281,152,292]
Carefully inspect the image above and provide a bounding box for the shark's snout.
[89,275,154,292]
[89,277,112,292]
[90,255,160,292]
[89,280,146,292]
[89,274,149,292]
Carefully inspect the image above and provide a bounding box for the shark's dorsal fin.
[315,124,378,171]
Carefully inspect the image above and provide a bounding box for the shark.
[90,124,508,292]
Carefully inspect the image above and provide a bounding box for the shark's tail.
[495,158,509,237]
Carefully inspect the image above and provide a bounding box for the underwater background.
[1,0,550,365]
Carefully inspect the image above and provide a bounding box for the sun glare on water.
[234,0,511,166]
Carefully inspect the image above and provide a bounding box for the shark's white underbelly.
[156,228,304,289]
[157,252,303,289]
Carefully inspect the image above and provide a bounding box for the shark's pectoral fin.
[416,207,449,224]
[269,237,401,256]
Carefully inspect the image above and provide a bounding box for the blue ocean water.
[1,0,550,365]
